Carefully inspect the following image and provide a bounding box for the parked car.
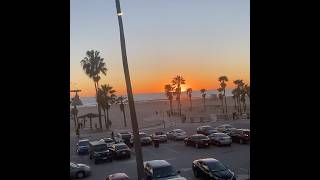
[225,128,237,136]
[76,139,90,155]
[151,131,168,142]
[208,133,232,146]
[196,126,219,135]
[192,158,236,180]
[167,129,187,141]
[70,162,91,179]
[229,129,250,144]
[100,137,116,148]
[184,134,210,148]
[109,143,131,159]
[144,160,187,180]
[216,124,234,133]
[115,132,132,145]
[107,173,130,180]
[89,140,113,164]
[130,132,152,146]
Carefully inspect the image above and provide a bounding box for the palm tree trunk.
[122,109,127,127]
[90,117,92,129]
[94,81,103,130]
[169,100,173,114]
[224,90,228,115]
[233,98,237,112]
[103,109,108,130]
[203,97,206,111]
[107,108,111,129]
[238,97,242,114]
[190,97,192,111]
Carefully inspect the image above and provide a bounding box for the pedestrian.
[76,128,80,139]
[111,131,114,140]
[95,123,97,129]
[233,112,236,120]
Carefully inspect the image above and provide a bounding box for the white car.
[208,133,232,146]
[216,124,234,133]
[130,132,152,145]
[167,129,187,141]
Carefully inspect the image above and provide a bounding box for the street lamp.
[114,0,145,179]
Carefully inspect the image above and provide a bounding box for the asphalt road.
[70,119,250,180]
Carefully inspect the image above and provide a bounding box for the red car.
[184,134,210,148]
[107,173,130,180]
[229,129,250,144]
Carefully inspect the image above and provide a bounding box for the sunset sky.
[71,0,250,97]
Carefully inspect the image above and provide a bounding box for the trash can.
[153,139,159,148]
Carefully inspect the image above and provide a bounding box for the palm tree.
[244,84,250,100]
[164,84,174,114]
[80,50,107,130]
[171,75,186,116]
[200,89,207,111]
[99,84,117,130]
[218,76,229,114]
[231,89,238,112]
[217,87,224,113]
[186,88,192,111]
[233,80,244,114]
[116,96,128,127]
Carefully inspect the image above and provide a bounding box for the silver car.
[167,129,187,141]
[208,133,232,146]
[70,162,91,179]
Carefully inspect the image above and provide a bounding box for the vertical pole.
[114,1,145,179]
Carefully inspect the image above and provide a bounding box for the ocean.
[71,89,233,107]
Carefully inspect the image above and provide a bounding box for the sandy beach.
[70,96,250,134]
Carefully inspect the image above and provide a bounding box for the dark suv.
[229,129,250,144]
[144,160,186,180]
[109,143,131,159]
[89,141,113,164]
[196,126,218,135]
[184,134,210,148]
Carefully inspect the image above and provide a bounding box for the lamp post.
[114,0,145,179]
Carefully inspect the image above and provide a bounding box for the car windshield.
[218,134,229,137]
[104,139,114,143]
[78,141,89,146]
[155,132,163,135]
[153,166,177,178]
[207,161,227,172]
[204,126,214,130]
[121,134,131,139]
[93,144,107,151]
[116,144,128,150]
[175,130,184,133]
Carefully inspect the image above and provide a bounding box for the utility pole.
[114,0,145,179]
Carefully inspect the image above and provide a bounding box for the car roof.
[238,129,250,131]
[191,134,207,137]
[78,139,89,142]
[219,124,232,127]
[114,143,127,146]
[211,132,227,135]
[194,158,219,163]
[89,140,106,146]
[109,173,129,179]
[200,125,212,128]
[145,160,171,168]
[173,129,183,131]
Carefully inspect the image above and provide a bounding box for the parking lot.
[70,119,250,179]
